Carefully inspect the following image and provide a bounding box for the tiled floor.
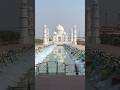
[36,75,85,90]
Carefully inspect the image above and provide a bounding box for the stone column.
[20,0,30,44]
[86,7,92,43]
[28,5,34,44]
[91,0,101,44]
[73,25,77,45]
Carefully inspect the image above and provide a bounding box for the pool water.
[35,45,84,75]
[35,45,56,64]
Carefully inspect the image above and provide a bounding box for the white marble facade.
[43,24,77,46]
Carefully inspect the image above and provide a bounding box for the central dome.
[56,24,64,31]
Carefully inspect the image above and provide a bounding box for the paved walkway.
[36,75,85,90]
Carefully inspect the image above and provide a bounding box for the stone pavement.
[36,75,85,90]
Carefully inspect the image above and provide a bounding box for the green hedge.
[0,31,20,44]
[100,34,120,46]
[35,39,43,44]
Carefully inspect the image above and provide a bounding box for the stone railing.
[35,60,83,76]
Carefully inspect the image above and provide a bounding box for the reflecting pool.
[35,45,85,75]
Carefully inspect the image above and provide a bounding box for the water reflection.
[36,46,84,75]
[44,46,74,64]
[38,46,75,74]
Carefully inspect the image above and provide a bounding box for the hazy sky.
[35,0,85,39]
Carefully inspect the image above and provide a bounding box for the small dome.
[54,32,57,34]
[56,24,64,31]
[63,32,66,35]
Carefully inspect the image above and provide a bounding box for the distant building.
[43,24,77,46]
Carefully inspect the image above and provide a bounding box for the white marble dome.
[56,24,64,31]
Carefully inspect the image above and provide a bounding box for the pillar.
[28,5,34,44]
[20,0,30,44]
[91,0,101,44]
[86,7,92,43]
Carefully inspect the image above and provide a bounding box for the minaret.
[65,33,68,42]
[47,27,49,44]
[71,28,73,43]
[43,25,49,46]
[73,25,77,45]
[91,0,101,44]
[20,0,30,44]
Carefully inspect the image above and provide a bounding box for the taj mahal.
[43,24,77,46]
